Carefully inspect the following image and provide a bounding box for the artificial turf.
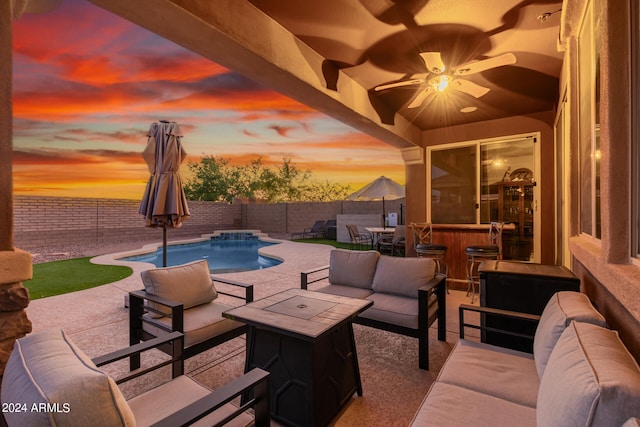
[290,238,356,249]
[26,257,133,300]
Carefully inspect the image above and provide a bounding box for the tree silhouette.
[184,156,352,203]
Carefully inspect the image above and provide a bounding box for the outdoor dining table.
[365,226,396,248]
[223,288,373,427]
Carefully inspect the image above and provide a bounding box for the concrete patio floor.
[24,237,479,426]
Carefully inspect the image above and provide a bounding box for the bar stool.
[410,223,448,277]
[464,221,504,303]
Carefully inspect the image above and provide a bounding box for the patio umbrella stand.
[139,120,190,266]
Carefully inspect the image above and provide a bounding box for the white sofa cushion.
[533,291,606,377]
[436,339,539,408]
[328,249,380,289]
[142,301,244,347]
[141,260,218,317]
[371,256,436,298]
[127,376,253,427]
[1,329,135,427]
[314,284,374,299]
[410,382,536,427]
[537,322,640,427]
[359,293,420,329]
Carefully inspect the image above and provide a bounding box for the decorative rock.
[0,284,29,311]
[0,310,32,375]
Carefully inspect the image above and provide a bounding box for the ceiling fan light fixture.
[430,75,451,92]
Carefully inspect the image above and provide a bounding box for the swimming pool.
[121,233,282,273]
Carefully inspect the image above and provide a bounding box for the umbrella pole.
[382,197,386,228]
[162,226,167,267]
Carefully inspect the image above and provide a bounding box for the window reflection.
[431,146,476,224]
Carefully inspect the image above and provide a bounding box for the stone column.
[0,251,32,375]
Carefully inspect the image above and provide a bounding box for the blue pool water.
[121,234,281,273]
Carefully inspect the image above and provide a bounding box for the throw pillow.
[141,259,217,317]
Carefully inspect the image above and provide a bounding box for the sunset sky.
[11,0,405,200]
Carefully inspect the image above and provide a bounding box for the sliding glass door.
[428,134,539,262]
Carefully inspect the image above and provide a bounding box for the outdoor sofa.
[301,249,446,370]
[410,291,640,426]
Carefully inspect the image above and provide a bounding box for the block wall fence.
[12,196,405,248]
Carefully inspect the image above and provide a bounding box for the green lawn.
[26,257,133,300]
[291,238,362,250]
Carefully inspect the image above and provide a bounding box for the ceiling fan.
[374,52,517,108]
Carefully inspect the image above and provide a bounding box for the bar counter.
[411,223,516,289]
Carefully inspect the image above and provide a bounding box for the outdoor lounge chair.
[129,259,253,374]
[1,329,270,427]
[291,220,325,239]
[298,220,326,239]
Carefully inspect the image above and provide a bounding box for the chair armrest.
[301,264,330,289]
[418,273,446,293]
[129,289,183,309]
[93,331,184,384]
[150,368,270,427]
[459,304,541,341]
[94,331,184,366]
[129,289,185,333]
[211,276,254,303]
[418,273,447,341]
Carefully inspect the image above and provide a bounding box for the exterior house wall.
[564,0,640,363]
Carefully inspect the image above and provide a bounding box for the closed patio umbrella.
[139,120,190,266]
[346,176,405,226]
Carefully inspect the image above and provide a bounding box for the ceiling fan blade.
[454,53,517,75]
[374,78,424,91]
[407,86,433,108]
[419,52,446,74]
[452,79,490,98]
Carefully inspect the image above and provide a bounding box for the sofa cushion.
[128,375,253,427]
[141,260,218,318]
[328,249,379,289]
[359,293,420,329]
[371,256,436,298]
[314,284,374,299]
[143,301,244,347]
[1,329,135,427]
[436,339,539,408]
[410,382,536,427]
[537,322,640,427]
[533,291,606,377]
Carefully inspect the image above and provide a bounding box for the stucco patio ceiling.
[87,0,563,148]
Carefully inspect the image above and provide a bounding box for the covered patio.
[2,0,640,425]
